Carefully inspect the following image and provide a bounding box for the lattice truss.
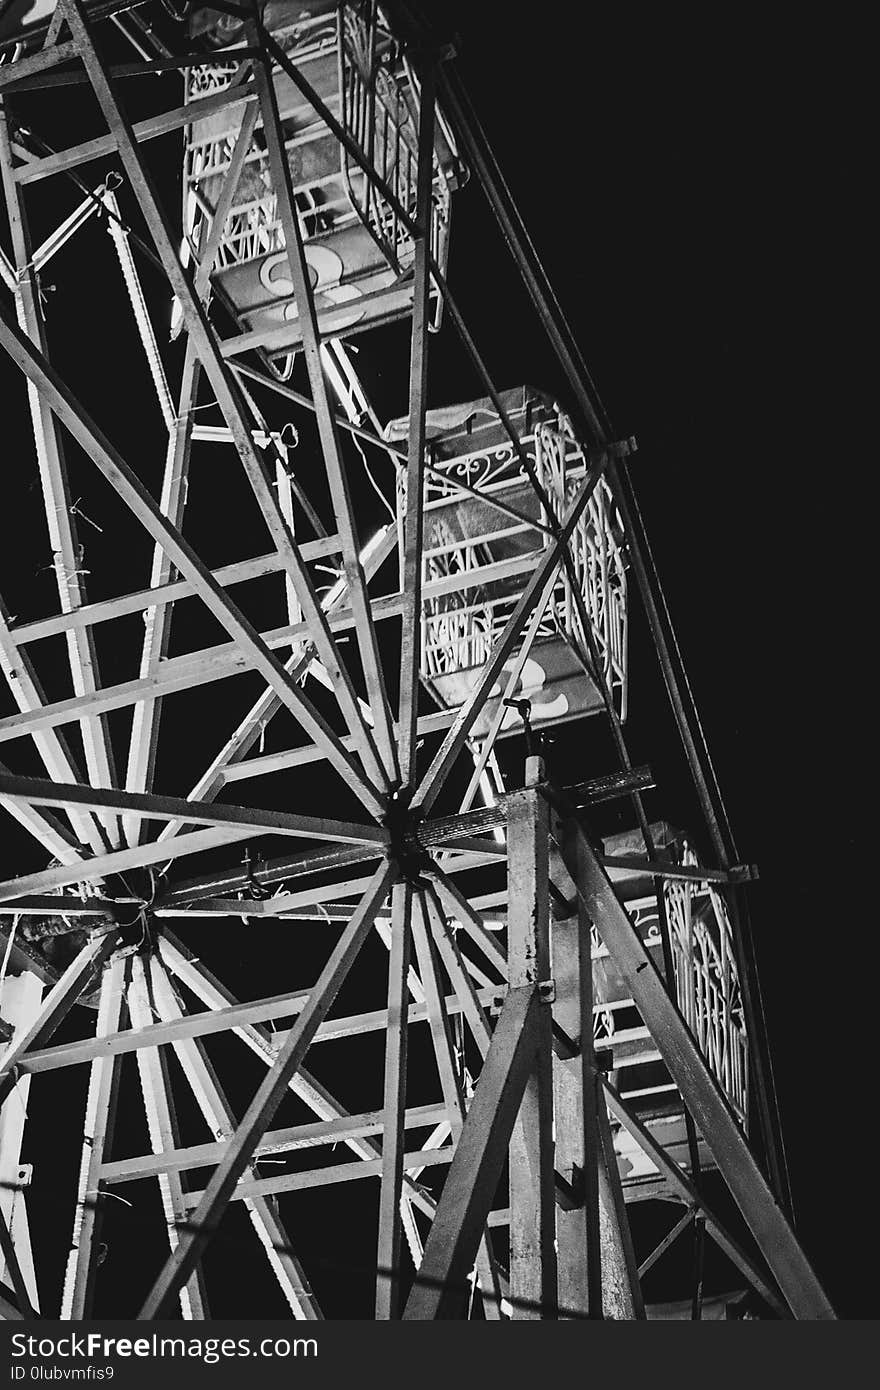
[0,0,833,1322]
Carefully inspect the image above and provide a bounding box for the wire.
[351,431,396,522]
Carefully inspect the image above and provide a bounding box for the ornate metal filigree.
[663,844,749,1121]
[415,410,628,717]
[339,0,452,320]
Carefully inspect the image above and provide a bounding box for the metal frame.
[0,0,833,1322]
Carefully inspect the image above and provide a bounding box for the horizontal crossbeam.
[100,1102,449,1185]
[11,537,341,648]
[183,1147,454,1206]
[0,773,387,847]
[17,984,502,1075]
[0,553,539,744]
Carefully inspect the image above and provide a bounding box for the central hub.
[383,786,429,883]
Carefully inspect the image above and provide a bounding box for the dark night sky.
[1,3,872,1318]
[412,3,872,1317]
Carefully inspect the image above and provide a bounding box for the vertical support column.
[0,970,42,1314]
[551,911,601,1318]
[551,822,644,1319]
[410,894,502,1317]
[506,756,556,1319]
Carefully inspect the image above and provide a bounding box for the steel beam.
[397,63,434,784]
[402,985,540,1319]
[0,549,539,745]
[0,772,388,846]
[0,602,106,858]
[157,935,435,1242]
[551,912,601,1315]
[248,14,399,785]
[602,1079,787,1317]
[638,1209,694,1281]
[561,820,834,1319]
[147,956,321,1320]
[150,524,398,851]
[127,956,206,1319]
[123,342,201,845]
[0,104,119,852]
[593,1079,645,1318]
[423,887,492,1058]
[11,537,340,648]
[183,1148,454,1206]
[16,976,504,1077]
[375,883,412,1319]
[0,297,384,818]
[100,1103,449,1185]
[0,757,87,866]
[506,767,557,1320]
[52,0,386,816]
[13,82,261,182]
[138,860,395,1317]
[0,930,120,1105]
[0,1209,36,1321]
[60,957,126,1319]
[426,864,508,982]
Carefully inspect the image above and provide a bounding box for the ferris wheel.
[0,1,834,1321]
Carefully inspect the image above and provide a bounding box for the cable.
[351,430,397,522]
